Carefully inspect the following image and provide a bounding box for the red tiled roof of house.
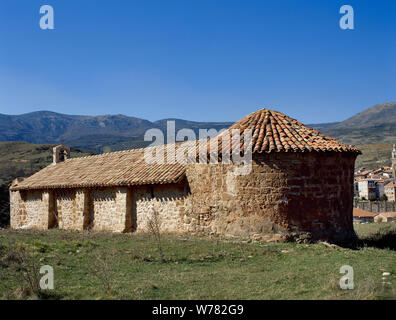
[353,208,377,218]
[358,170,372,176]
[385,182,396,188]
[214,109,361,154]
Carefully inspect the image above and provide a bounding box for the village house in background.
[357,179,378,200]
[354,145,396,202]
[9,109,362,242]
[353,208,377,224]
[374,212,396,223]
[384,182,396,202]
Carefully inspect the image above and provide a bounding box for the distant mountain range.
[0,111,233,152]
[0,102,395,152]
[311,102,396,146]
[310,102,396,129]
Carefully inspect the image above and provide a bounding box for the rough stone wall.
[55,189,88,230]
[182,152,357,242]
[24,191,45,228]
[78,189,91,230]
[134,184,187,233]
[10,187,131,232]
[9,190,26,228]
[90,187,132,232]
[10,190,52,229]
[56,189,76,229]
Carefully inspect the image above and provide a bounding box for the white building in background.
[358,179,377,200]
[384,182,396,202]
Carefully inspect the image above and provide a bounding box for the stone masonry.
[9,109,360,242]
[181,152,356,242]
[10,152,356,242]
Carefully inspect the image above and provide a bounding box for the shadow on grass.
[334,226,396,251]
[357,226,396,251]
[37,291,63,300]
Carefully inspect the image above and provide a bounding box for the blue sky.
[0,0,395,123]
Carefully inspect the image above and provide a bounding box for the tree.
[368,194,377,202]
[380,194,388,202]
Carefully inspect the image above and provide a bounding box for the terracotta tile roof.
[11,145,186,191]
[385,182,396,188]
[11,108,361,191]
[353,208,377,218]
[358,170,372,176]
[213,109,361,154]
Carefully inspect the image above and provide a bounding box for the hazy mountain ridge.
[0,111,155,143]
[0,102,395,152]
[333,102,396,129]
[307,103,396,146]
[0,111,233,152]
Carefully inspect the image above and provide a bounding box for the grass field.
[0,224,395,300]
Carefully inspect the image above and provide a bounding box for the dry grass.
[0,224,394,300]
[147,208,164,263]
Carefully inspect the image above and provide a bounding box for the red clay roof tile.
[216,109,361,154]
[353,208,377,218]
